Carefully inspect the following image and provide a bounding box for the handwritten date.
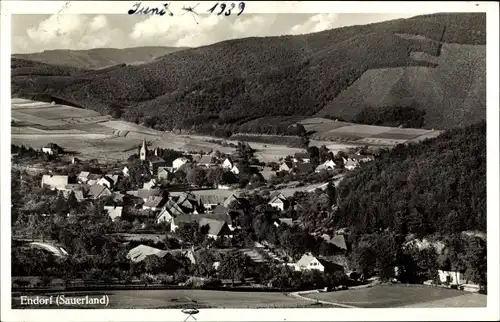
[208,2,245,16]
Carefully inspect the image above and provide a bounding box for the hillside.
[333,121,486,236]
[13,46,188,69]
[11,13,486,135]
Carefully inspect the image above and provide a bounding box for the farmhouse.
[137,188,166,202]
[77,171,101,184]
[172,157,190,171]
[41,175,68,190]
[268,192,289,211]
[223,193,242,208]
[293,152,311,163]
[438,270,468,286]
[198,218,233,239]
[96,176,114,190]
[315,159,336,172]
[104,206,123,221]
[174,192,200,213]
[62,188,85,202]
[156,198,185,224]
[42,143,61,155]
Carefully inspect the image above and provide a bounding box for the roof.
[62,189,85,201]
[41,175,68,189]
[149,155,166,164]
[77,171,90,178]
[173,157,189,163]
[104,206,123,220]
[144,196,166,208]
[127,245,169,262]
[198,155,214,164]
[324,234,348,250]
[105,174,119,184]
[198,218,229,236]
[199,195,226,205]
[280,161,293,168]
[158,167,170,174]
[164,198,185,216]
[88,184,111,199]
[137,188,164,200]
[173,214,198,225]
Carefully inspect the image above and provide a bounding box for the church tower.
[140,139,148,161]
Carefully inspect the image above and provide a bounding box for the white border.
[1,1,499,322]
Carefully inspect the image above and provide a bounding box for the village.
[11,138,483,296]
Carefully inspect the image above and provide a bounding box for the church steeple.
[140,139,148,161]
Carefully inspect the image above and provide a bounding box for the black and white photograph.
[1,1,499,321]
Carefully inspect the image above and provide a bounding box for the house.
[294,253,344,274]
[198,195,227,212]
[260,167,276,181]
[143,179,157,190]
[77,171,91,184]
[85,173,102,186]
[62,189,85,202]
[105,174,120,186]
[438,270,468,286]
[268,192,289,211]
[315,159,336,172]
[127,244,169,263]
[172,157,189,171]
[88,184,112,199]
[148,155,167,175]
[157,167,170,181]
[122,166,130,177]
[195,155,215,167]
[41,175,68,190]
[343,157,360,171]
[230,165,240,175]
[143,196,168,211]
[156,198,186,224]
[295,163,315,174]
[71,157,81,164]
[96,176,114,190]
[170,214,197,232]
[279,161,293,173]
[222,158,234,169]
[198,218,233,239]
[174,192,200,213]
[104,206,123,221]
[293,152,311,163]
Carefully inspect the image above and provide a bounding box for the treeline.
[333,121,486,236]
[11,14,486,134]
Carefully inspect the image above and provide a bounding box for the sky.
[12,13,424,54]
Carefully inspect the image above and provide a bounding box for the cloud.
[289,13,340,35]
[90,15,108,31]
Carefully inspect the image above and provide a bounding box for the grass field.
[316,39,486,130]
[303,285,486,308]
[12,289,314,309]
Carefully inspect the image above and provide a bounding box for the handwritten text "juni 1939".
[127,2,246,17]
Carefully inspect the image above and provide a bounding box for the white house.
[156,208,173,224]
[293,152,311,164]
[268,192,288,211]
[438,270,468,286]
[295,253,325,272]
[172,157,189,171]
[143,179,157,190]
[42,143,59,155]
[279,162,294,173]
[122,166,129,177]
[222,158,233,169]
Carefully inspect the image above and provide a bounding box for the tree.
[66,191,79,212]
[218,251,252,286]
[462,237,487,287]
[186,167,207,187]
[206,167,224,186]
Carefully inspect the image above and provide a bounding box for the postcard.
[1,1,499,321]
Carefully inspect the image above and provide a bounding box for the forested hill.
[12,46,188,69]
[11,13,485,135]
[333,121,486,236]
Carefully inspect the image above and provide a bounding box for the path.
[287,290,357,308]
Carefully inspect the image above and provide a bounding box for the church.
[139,139,166,175]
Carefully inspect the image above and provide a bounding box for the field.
[303,285,486,308]
[316,38,486,129]
[299,117,443,146]
[12,289,315,309]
